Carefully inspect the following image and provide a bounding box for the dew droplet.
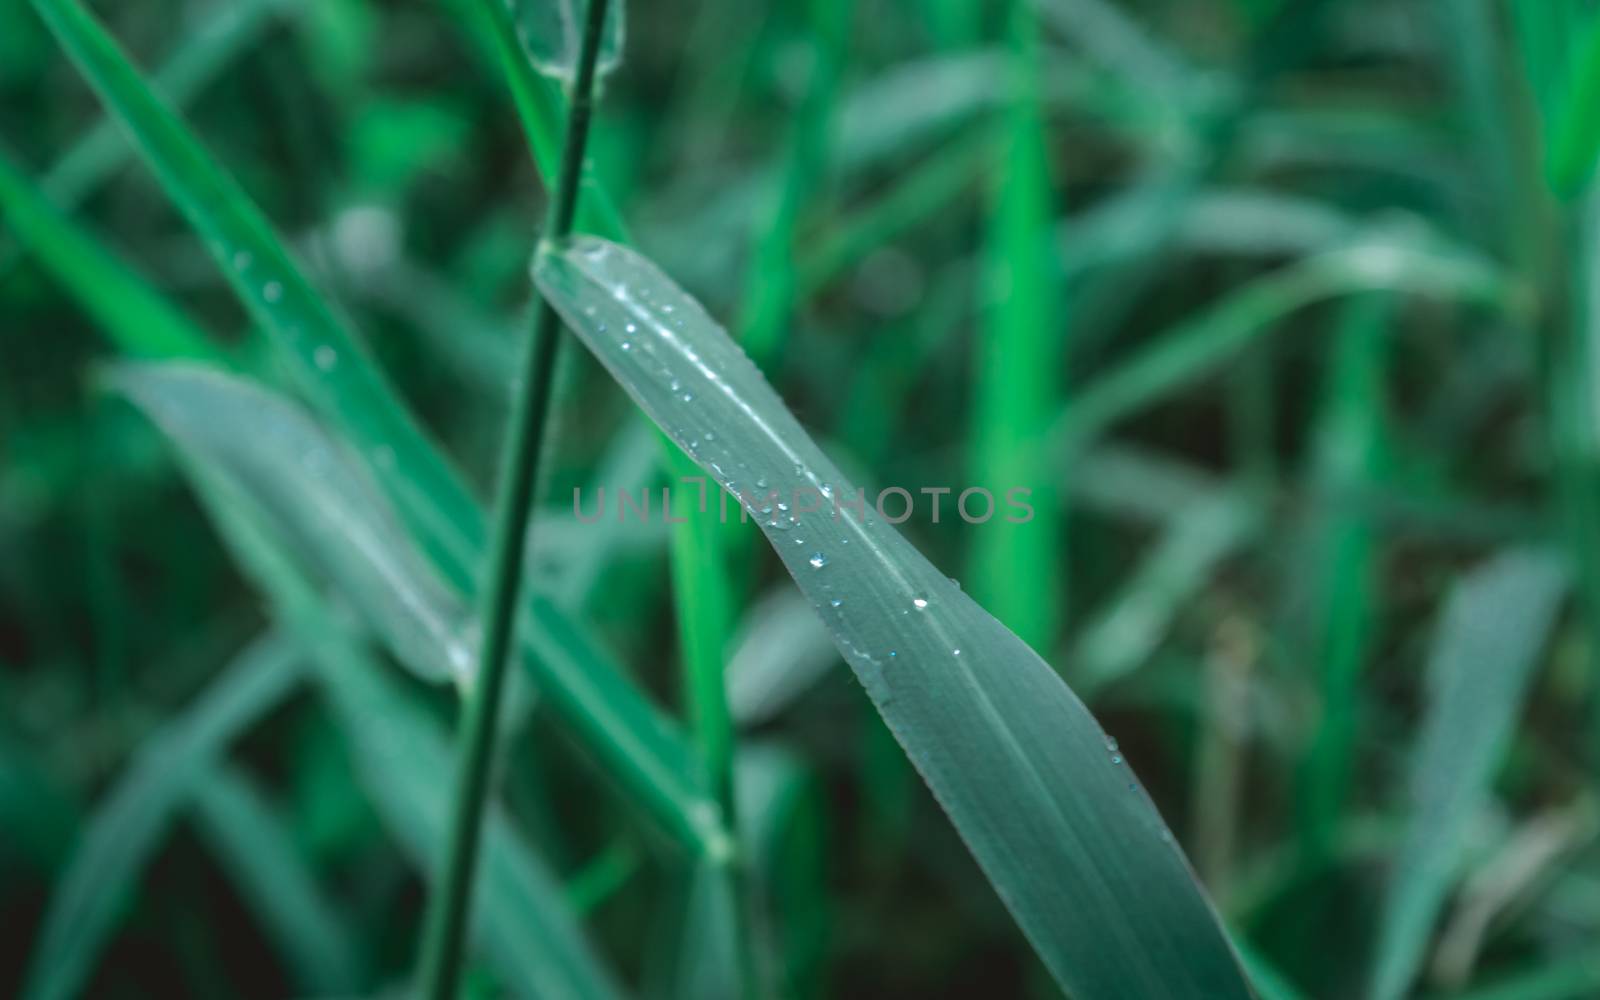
[808,552,827,569]
[621,341,633,351]
[952,648,961,656]
[232,250,252,270]
[829,598,842,608]
[314,345,337,371]
[912,596,929,610]
[263,280,283,303]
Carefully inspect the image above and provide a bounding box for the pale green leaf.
[534,236,1253,999]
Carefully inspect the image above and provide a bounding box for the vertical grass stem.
[415,0,611,995]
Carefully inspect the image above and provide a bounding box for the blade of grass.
[1047,233,1508,454]
[0,0,298,277]
[969,0,1063,651]
[1369,549,1568,1000]
[0,146,228,364]
[417,0,615,994]
[725,586,838,726]
[26,0,720,862]
[738,0,850,368]
[665,445,754,994]
[535,235,1255,998]
[1073,491,1258,694]
[185,461,626,1000]
[24,0,483,574]
[23,631,303,1000]
[115,363,476,688]
[1546,11,1600,198]
[1297,294,1390,858]
[189,762,362,994]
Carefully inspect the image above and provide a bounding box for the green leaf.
[0,146,225,363]
[189,763,362,993]
[113,363,476,688]
[726,586,838,726]
[182,453,627,1000]
[1074,491,1258,695]
[534,236,1253,998]
[1050,231,1509,450]
[24,632,303,1000]
[1370,549,1569,1000]
[27,0,715,856]
[503,0,624,85]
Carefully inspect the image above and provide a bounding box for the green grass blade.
[189,763,362,994]
[23,631,302,1000]
[1545,11,1600,198]
[0,146,226,363]
[969,5,1063,650]
[39,0,297,211]
[185,463,628,1000]
[26,0,483,573]
[114,363,475,687]
[0,0,295,276]
[726,586,838,726]
[26,0,716,856]
[534,236,1253,998]
[1074,492,1258,694]
[1298,295,1389,856]
[1049,234,1508,451]
[1370,550,1569,1000]
[737,0,850,367]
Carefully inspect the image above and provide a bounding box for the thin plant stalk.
[415,0,612,995]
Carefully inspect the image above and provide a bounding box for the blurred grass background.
[3,0,1600,996]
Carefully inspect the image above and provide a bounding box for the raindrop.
[912,596,929,610]
[829,598,842,608]
[625,322,637,334]
[263,281,283,303]
[314,345,337,371]
[621,341,633,351]
[808,552,827,569]
[952,648,961,656]
[680,392,694,402]
[232,250,252,270]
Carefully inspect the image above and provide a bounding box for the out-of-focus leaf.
[0,147,225,363]
[1370,549,1569,1000]
[189,763,361,993]
[113,363,476,687]
[23,632,302,1000]
[1075,492,1258,694]
[534,236,1253,999]
[186,460,628,1000]
[28,0,715,857]
[726,586,839,726]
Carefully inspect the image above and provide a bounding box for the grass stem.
[414,0,612,995]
